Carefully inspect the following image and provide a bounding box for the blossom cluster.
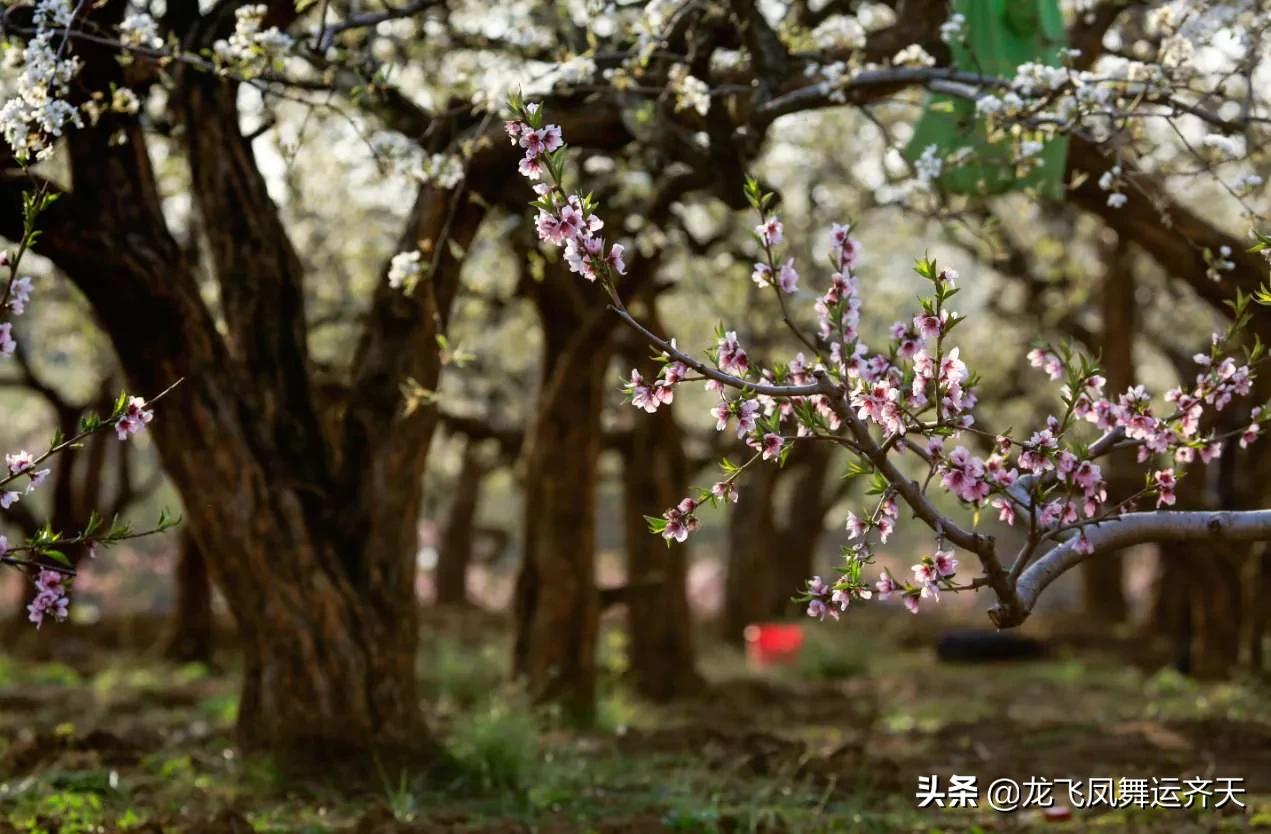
[902,8,1270,211]
[624,354,686,414]
[506,95,625,284]
[3,449,51,509]
[119,12,163,49]
[667,64,710,116]
[116,396,155,440]
[26,567,70,628]
[0,254,32,358]
[212,5,294,76]
[1028,337,1258,471]
[388,249,425,293]
[0,0,85,163]
[508,100,1270,623]
[804,544,960,620]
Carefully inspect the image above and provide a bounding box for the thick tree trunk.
[0,10,508,757]
[1149,415,1263,679]
[1249,545,1271,672]
[164,531,215,664]
[769,443,832,617]
[1149,544,1192,673]
[230,560,427,764]
[722,463,781,644]
[1184,548,1244,678]
[619,325,701,700]
[1081,245,1132,622]
[719,442,834,642]
[1186,423,1271,678]
[435,442,486,606]
[512,270,611,720]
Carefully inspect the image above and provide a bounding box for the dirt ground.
[1,607,1268,833]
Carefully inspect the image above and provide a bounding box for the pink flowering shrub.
[1,190,177,627]
[506,96,1271,629]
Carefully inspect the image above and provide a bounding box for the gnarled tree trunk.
[0,0,514,761]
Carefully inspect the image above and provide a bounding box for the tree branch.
[174,16,331,490]
[1001,509,1271,624]
[1066,137,1271,340]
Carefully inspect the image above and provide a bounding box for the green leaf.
[644,515,667,534]
[42,550,70,567]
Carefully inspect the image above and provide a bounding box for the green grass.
[2,620,1270,833]
[448,697,541,791]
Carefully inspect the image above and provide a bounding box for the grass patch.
[795,630,870,681]
[448,698,540,791]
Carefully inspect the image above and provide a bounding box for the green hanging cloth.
[902,0,1068,199]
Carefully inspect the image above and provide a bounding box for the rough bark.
[1249,545,1271,672]
[1183,547,1244,679]
[1149,541,1192,672]
[618,319,701,700]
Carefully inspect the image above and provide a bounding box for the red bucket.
[744,622,805,667]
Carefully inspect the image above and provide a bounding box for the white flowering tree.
[4,0,1271,755]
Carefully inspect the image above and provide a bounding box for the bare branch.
[1002,509,1271,624]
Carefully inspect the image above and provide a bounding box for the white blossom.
[914,144,942,184]
[668,64,710,116]
[813,16,867,50]
[388,250,425,292]
[975,95,1003,117]
[557,54,596,84]
[212,5,294,74]
[1202,133,1243,159]
[939,13,965,44]
[119,13,162,49]
[892,44,936,68]
[414,153,465,190]
[0,1,86,163]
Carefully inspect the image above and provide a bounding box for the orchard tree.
[1,0,641,761]
[503,96,1271,639]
